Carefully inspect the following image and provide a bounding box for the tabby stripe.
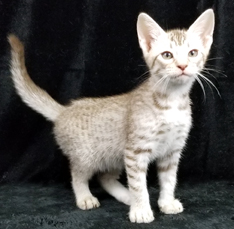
[153,97,170,110]
[125,163,138,173]
[157,130,165,135]
[151,54,160,68]
[170,149,181,154]
[137,135,148,140]
[125,146,135,152]
[128,184,140,192]
[125,155,136,161]
[158,149,181,161]
[126,163,147,174]
[139,167,147,173]
[155,92,168,99]
[166,149,181,158]
[134,148,152,154]
[160,123,167,127]
[127,173,136,180]
[175,136,186,140]
[182,94,188,99]
[157,162,177,173]
[178,102,189,110]
[126,147,152,154]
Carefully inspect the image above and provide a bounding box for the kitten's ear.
[137,13,166,54]
[188,9,215,49]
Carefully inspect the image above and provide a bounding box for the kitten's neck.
[147,74,194,100]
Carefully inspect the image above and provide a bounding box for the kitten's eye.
[161,51,173,60]
[188,49,198,57]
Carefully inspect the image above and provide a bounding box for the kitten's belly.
[54,107,127,173]
[86,136,126,172]
[55,126,126,172]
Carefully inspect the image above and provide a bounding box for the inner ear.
[137,13,166,53]
[188,9,215,48]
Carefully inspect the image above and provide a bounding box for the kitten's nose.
[177,65,187,71]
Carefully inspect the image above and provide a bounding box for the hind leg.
[70,161,100,210]
[99,170,131,205]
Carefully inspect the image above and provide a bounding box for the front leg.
[157,149,183,214]
[125,147,154,223]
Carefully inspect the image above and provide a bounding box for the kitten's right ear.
[137,13,166,54]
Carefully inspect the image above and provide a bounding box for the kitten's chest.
[152,106,191,157]
[157,109,190,141]
[163,106,191,126]
[151,93,191,126]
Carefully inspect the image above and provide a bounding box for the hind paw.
[77,196,100,210]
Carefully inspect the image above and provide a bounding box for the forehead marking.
[168,29,186,46]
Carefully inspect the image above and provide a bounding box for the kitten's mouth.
[171,73,191,84]
[175,73,189,78]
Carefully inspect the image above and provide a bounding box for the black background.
[0,0,233,185]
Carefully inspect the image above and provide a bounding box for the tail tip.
[8,34,24,52]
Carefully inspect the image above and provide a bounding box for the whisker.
[202,68,227,78]
[161,77,167,95]
[203,67,225,74]
[153,75,167,88]
[201,70,219,82]
[197,72,221,98]
[139,70,150,78]
[205,63,222,68]
[134,70,150,85]
[198,74,214,98]
[207,57,223,61]
[152,75,168,94]
[163,76,170,95]
[203,67,222,72]
[194,75,206,100]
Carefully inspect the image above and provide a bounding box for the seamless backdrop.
[0,0,233,184]
[0,1,234,228]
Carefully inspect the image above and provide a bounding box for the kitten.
[8,9,214,223]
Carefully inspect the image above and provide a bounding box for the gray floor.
[0,181,233,229]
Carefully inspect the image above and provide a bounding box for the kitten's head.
[137,9,214,93]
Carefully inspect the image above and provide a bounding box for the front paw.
[129,206,154,223]
[158,199,183,214]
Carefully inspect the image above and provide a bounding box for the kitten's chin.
[170,74,192,84]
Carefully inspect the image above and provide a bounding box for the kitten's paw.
[158,199,183,214]
[129,207,154,223]
[77,196,100,210]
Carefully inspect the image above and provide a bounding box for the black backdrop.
[0,0,233,185]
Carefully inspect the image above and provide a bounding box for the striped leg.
[125,148,154,223]
[157,150,183,214]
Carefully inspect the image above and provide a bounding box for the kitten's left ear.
[188,9,215,49]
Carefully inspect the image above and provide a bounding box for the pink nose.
[177,65,187,71]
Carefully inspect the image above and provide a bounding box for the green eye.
[188,49,198,57]
[161,51,173,59]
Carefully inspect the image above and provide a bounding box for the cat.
[8,9,214,223]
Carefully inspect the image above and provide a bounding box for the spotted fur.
[8,9,214,224]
